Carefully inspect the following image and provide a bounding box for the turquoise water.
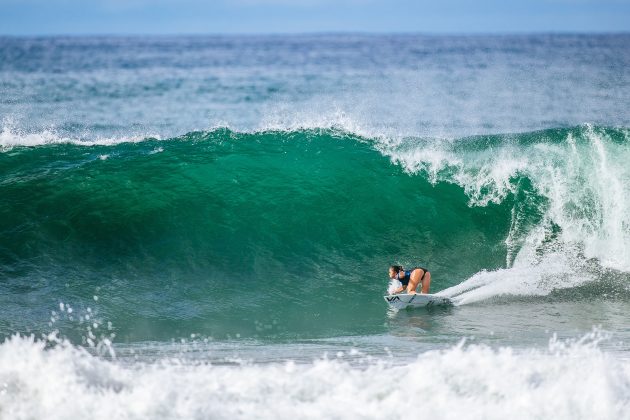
[1,35,629,418]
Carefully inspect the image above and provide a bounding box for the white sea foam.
[437,250,591,305]
[0,120,161,150]
[0,330,627,420]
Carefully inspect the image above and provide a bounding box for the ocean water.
[1,34,629,418]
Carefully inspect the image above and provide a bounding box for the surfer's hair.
[390,265,403,273]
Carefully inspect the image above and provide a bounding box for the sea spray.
[0,330,627,420]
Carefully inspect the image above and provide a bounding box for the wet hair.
[389,265,403,274]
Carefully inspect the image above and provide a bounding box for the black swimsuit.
[397,267,428,286]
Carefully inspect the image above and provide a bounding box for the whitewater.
[1,34,629,419]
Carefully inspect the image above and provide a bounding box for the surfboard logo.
[386,296,401,302]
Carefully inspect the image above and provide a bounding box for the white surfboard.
[383,293,452,309]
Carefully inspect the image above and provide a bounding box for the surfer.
[388,265,431,294]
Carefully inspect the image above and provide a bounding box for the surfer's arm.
[393,285,405,294]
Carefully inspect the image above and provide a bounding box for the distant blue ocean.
[1,34,629,418]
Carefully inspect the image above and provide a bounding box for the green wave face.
[0,126,627,341]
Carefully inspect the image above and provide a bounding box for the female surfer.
[388,265,431,294]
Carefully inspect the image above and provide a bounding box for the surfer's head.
[389,265,403,279]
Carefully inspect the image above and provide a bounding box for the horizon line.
[2,29,629,38]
